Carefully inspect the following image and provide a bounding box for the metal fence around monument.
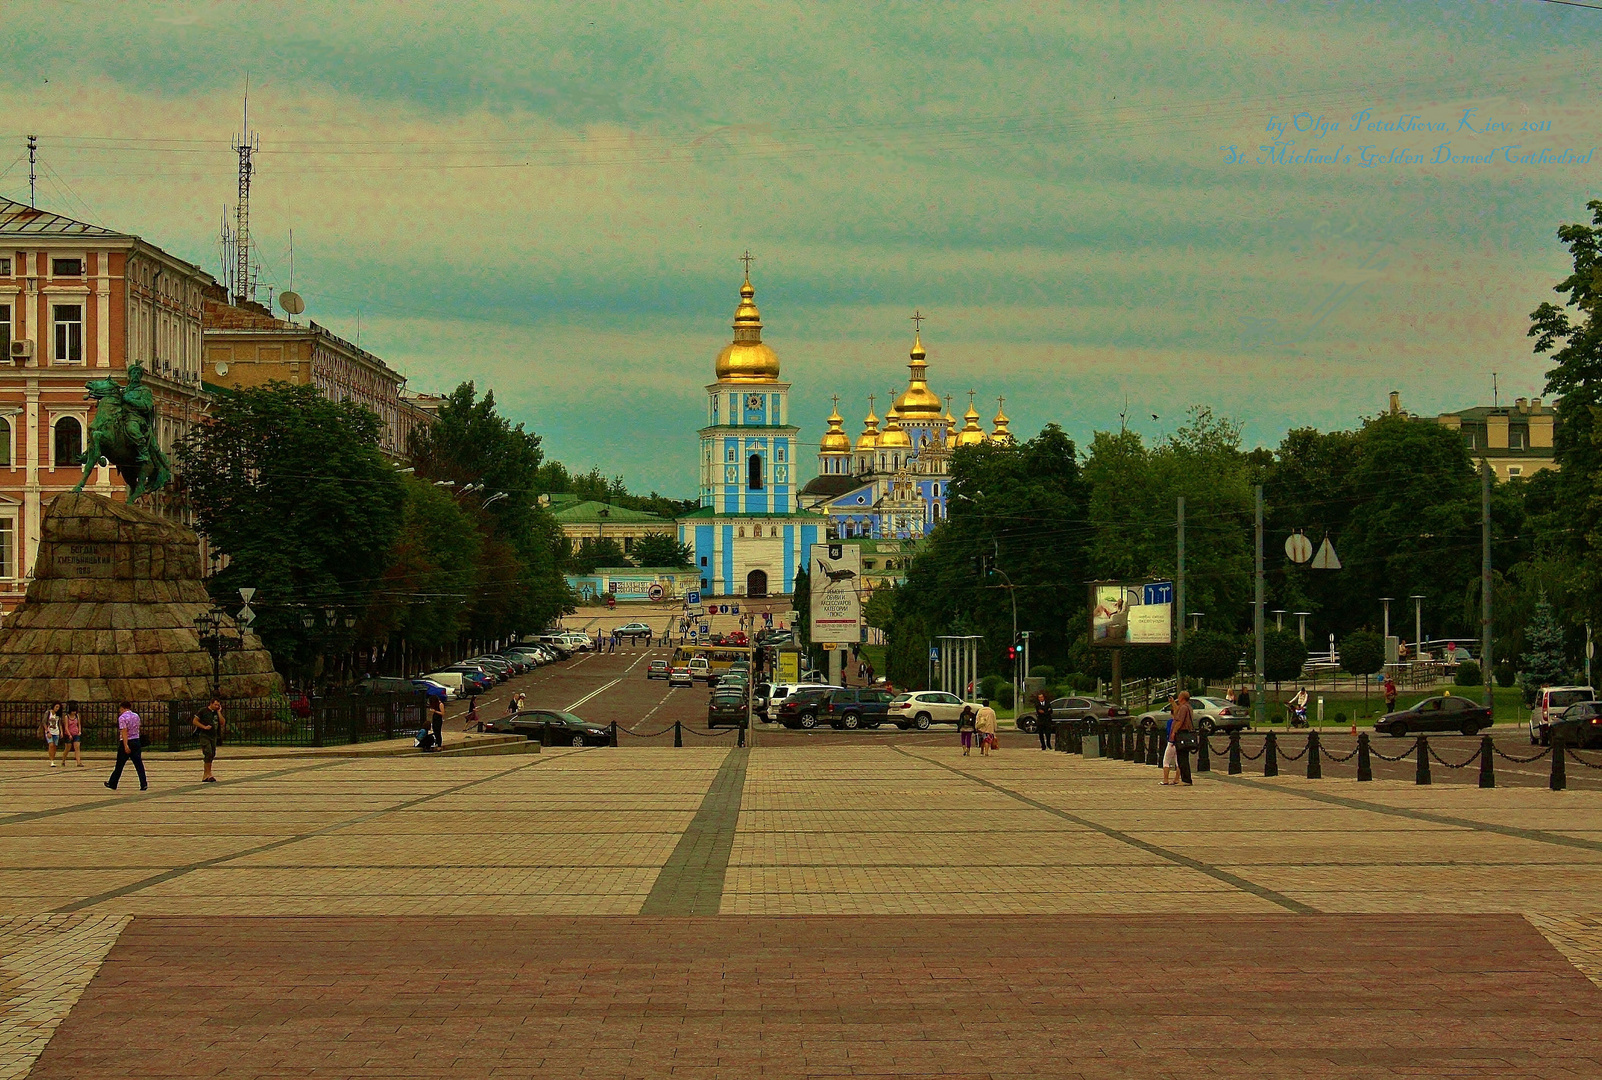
[0,693,429,750]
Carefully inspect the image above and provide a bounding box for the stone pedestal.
[0,492,282,702]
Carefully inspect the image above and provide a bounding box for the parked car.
[777,687,834,728]
[1045,696,1125,725]
[467,656,513,681]
[752,682,773,717]
[492,654,530,675]
[668,665,694,688]
[1549,701,1602,749]
[615,622,654,642]
[708,691,749,729]
[816,687,895,729]
[688,657,712,682]
[411,677,457,700]
[357,676,415,695]
[886,691,968,729]
[480,709,612,746]
[420,670,468,696]
[647,659,670,680]
[1375,694,1494,737]
[1530,686,1599,745]
[437,666,494,694]
[762,683,835,721]
[1134,696,1248,735]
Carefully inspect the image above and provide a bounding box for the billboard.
[809,542,863,645]
[1090,580,1173,646]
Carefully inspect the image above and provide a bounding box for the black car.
[708,692,749,729]
[777,687,832,729]
[819,688,894,730]
[1374,695,1493,737]
[480,709,611,746]
[1549,701,1602,749]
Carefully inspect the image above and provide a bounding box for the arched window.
[747,453,763,490]
[54,417,82,469]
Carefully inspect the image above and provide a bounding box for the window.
[1463,433,1475,450]
[0,418,10,467]
[776,446,785,462]
[738,527,745,538]
[53,304,83,363]
[0,517,12,578]
[700,556,707,567]
[51,258,83,276]
[1509,431,1525,450]
[747,454,763,490]
[54,417,82,468]
[1508,466,1523,478]
[726,446,736,462]
[0,257,10,276]
[0,303,9,354]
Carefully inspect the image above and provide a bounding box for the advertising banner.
[1090,580,1173,646]
[809,542,863,645]
[776,650,801,684]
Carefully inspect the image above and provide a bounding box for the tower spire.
[26,134,37,208]
[232,80,260,303]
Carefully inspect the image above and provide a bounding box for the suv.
[765,683,835,721]
[886,691,968,729]
[776,687,833,728]
[616,622,654,642]
[688,657,712,682]
[708,690,749,729]
[820,688,895,730]
[1530,686,1598,745]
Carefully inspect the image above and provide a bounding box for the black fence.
[1052,718,1596,791]
[0,693,430,751]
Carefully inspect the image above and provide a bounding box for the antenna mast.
[26,135,37,208]
[231,83,260,303]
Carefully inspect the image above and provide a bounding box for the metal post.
[1307,730,1321,779]
[1481,463,1494,711]
[1263,730,1278,776]
[1415,736,1431,785]
[1479,734,1495,788]
[1254,485,1266,729]
[1176,496,1186,688]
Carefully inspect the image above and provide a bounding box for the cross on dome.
[739,250,754,278]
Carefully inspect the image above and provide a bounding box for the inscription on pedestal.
[57,544,114,579]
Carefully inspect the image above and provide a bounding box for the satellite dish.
[214,361,228,377]
[279,291,305,315]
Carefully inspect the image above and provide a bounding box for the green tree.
[1339,630,1385,677]
[1177,630,1242,683]
[567,538,629,575]
[632,532,694,568]
[1260,629,1308,691]
[863,584,896,631]
[176,382,405,668]
[1519,590,1572,703]
[367,477,482,654]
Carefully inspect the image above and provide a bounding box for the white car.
[1530,685,1598,745]
[763,682,836,720]
[886,691,969,729]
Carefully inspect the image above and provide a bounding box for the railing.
[0,693,429,750]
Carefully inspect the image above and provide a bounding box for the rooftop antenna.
[231,78,260,303]
[26,134,37,208]
[1492,371,1499,408]
[218,208,234,297]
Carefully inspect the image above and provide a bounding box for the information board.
[809,542,863,645]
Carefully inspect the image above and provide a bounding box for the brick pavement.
[2,743,1602,1076]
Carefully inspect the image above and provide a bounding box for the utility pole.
[1175,496,1186,686]
[1254,485,1266,728]
[1481,463,1493,710]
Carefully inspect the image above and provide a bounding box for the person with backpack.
[958,706,977,755]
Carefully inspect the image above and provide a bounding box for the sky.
[2,1,1598,497]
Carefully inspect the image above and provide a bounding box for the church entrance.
[746,569,768,598]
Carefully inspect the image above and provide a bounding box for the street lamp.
[482,492,508,508]
[1380,597,1394,642]
[1271,609,1285,632]
[1294,611,1311,644]
[193,608,243,699]
[1409,594,1426,655]
[1189,612,1204,631]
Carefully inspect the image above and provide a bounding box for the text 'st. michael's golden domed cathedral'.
[676,259,1014,598]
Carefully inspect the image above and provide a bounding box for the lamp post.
[1294,611,1311,644]
[1410,594,1426,656]
[1271,609,1285,632]
[194,608,243,699]
[1379,597,1393,642]
[1189,612,1204,632]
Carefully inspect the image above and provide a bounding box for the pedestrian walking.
[975,700,998,757]
[1034,691,1053,750]
[1163,690,1194,786]
[105,701,147,791]
[958,706,977,756]
[41,702,63,767]
[465,696,479,733]
[192,697,224,783]
[1383,675,1398,713]
[62,701,83,768]
[429,696,445,750]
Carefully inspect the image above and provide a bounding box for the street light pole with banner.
[810,542,863,683]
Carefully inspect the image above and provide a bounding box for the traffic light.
[1006,644,1017,662]
[973,553,991,578]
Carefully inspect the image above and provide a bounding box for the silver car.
[1135,696,1250,734]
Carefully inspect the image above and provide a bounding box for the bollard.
[610,721,618,748]
[1551,733,1567,791]
[1307,730,1321,780]
[1479,734,1495,788]
[1415,736,1431,785]
[1264,732,1279,777]
[1196,729,1211,773]
[1357,732,1372,781]
[1133,723,1146,764]
[674,720,683,747]
[738,721,747,748]
[1147,726,1163,767]
[1228,731,1242,774]
[540,721,551,748]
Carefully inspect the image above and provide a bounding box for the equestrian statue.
[72,362,172,503]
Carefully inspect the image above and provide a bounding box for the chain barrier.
[682,726,739,738]
[1236,740,1266,761]
[617,725,676,739]
[1565,746,1602,770]
[1207,738,1231,756]
[1276,740,1310,762]
[1492,744,1552,764]
[1427,743,1482,769]
[1368,742,1414,762]
[1319,742,1360,763]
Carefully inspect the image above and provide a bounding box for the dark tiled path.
[30,914,1602,1079]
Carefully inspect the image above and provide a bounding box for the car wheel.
[866,720,881,729]
[1388,724,1406,738]
[1539,728,1550,747]
[1529,724,1538,745]
[476,722,484,733]
[570,734,584,747]
[842,713,860,730]
[1461,723,1477,737]
[1018,718,1035,734]
[799,714,818,729]
[914,714,931,731]
[1200,718,1215,734]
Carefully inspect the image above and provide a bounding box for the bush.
[978,674,1003,701]
[1494,662,1517,688]
[1454,659,1483,687]
[1029,665,1055,680]
[995,681,1015,709]
[1333,712,1348,726]
[1067,672,1098,692]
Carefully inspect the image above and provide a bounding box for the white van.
[422,670,467,695]
[1530,685,1598,745]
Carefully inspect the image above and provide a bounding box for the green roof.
[548,499,669,525]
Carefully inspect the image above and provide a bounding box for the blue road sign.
[929,646,940,661]
[686,590,701,606]
[1144,581,1174,606]
[699,623,710,635]
[732,605,740,614]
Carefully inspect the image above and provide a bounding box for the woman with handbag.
[1163,691,1195,786]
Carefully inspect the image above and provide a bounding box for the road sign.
[686,590,701,606]
[732,605,740,614]
[699,624,710,635]
[1311,536,1342,570]
[647,583,665,601]
[929,646,940,661]
[1285,533,1313,563]
[1142,581,1173,606]
[237,604,256,626]
[238,587,256,604]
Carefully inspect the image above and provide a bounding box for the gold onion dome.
[891,332,943,417]
[714,272,781,383]
[855,404,881,451]
[955,399,988,447]
[878,403,912,448]
[991,399,1014,443]
[820,403,851,453]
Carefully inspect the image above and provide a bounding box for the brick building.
[202,292,418,456]
[0,197,213,612]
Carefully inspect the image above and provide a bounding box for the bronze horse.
[73,365,172,503]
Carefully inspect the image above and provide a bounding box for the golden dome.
[855,402,881,451]
[891,331,943,417]
[955,397,987,448]
[878,405,912,449]
[820,401,851,454]
[991,397,1014,444]
[714,272,781,383]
